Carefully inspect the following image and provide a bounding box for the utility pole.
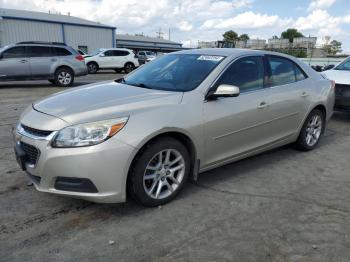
[168,28,171,41]
[156,28,164,39]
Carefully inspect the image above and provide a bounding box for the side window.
[52,47,72,56]
[335,60,350,71]
[139,52,145,56]
[28,46,51,57]
[267,56,307,86]
[217,56,264,93]
[113,50,129,56]
[104,50,114,57]
[2,46,26,59]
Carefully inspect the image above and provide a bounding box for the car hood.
[323,69,350,85]
[33,81,183,125]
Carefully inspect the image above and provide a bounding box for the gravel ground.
[1,73,350,262]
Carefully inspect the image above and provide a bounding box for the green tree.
[223,30,238,42]
[281,28,304,43]
[329,40,342,55]
[238,33,250,41]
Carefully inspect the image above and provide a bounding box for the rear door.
[263,55,311,140]
[0,46,30,80]
[27,46,53,79]
[112,50,130,68]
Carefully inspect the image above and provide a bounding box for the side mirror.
[99,53,105,57]
[207,84,240,100]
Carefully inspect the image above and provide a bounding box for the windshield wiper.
[132,83,154,89]
[115,78,153,89]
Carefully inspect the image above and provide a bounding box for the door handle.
[20,59,28,63]
[257,101,268,109]
[301,92,309,97]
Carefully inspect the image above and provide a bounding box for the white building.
[268,38,290,49]
[246,39,266,50]
[0,8,116,53]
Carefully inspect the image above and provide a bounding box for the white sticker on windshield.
[197,55,224,62]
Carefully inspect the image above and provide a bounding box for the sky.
[1,0,350,52]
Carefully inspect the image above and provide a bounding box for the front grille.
[21,124,52,137]
[20,142,40,165]
[335,84,350,96]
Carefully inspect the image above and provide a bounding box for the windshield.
[335,58,350,71]
[124,54,225,92]
[90,49,104,56]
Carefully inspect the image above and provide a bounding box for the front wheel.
[87,62,98,74]
[128,137,190,207]
[296,109,325,151]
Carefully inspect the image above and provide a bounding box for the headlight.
[52,117,128,148]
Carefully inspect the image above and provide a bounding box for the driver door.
[203,55,273,167]
[0,46,30,80]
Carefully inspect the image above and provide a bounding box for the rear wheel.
[54,67,74,87]
[296,109,325,151]
[128,137,190,207]
[124,63,135,74]
[87,62,98,74]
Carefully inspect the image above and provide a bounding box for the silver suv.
[14,49,335,206]
[0,42,87,87]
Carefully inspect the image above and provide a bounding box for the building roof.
[116,34,182,46]
[0,8,115,29]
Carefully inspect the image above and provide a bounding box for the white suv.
[85,48,139,74]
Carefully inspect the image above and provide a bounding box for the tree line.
[222,28,342,55]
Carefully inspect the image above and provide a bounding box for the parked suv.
[0,42,87,87]
[137,51,157,64]
[85,48,139,74]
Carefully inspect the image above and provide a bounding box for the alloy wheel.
[143,149,185,200]
[58,71,72,85]
[305,114,322,147]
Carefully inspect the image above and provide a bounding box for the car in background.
[0,41,87,87]
[137,51,157,65]
[14,49,334,206]
[85,48,139,74]
[323,56,350,111]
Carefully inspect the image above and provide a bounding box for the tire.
[87,62,98,74]
[296,109,325,151]
[54,67,74,87]
[128,137,190,207]
[114,68,123,73]
[124,62,135,74]
[48,79,55,85]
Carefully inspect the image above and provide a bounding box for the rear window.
[52,47,72,56]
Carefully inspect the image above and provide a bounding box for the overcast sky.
[1,0,350,52]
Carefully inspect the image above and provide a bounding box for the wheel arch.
[55,65,74,75]
[86,61,99,68]
[126,130,199,191]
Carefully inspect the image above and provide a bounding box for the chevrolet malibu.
[14,49,335,207]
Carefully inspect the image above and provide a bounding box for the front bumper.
[13,123,136,203]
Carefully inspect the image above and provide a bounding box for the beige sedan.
[14,48,335,206]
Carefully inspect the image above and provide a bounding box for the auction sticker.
[197,55,224,62]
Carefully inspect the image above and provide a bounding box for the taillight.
[75,55,84,61]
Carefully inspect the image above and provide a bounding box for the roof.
[116,34,182,46]
[176,48,263,56]
[0,8,115,29]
